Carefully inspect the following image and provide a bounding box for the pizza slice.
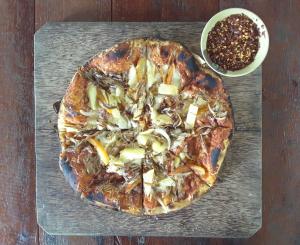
[141,130,211,215]
[59,130,143,214]
[139,39,233,214]
[58,39,148,214]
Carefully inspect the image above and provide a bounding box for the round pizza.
[57,38,234,215]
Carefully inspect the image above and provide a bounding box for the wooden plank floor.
[0,0,299,244]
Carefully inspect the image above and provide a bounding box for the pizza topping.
[136,128,171,155]
[173,156,181,168]
[107,156,125,173]
[120,148,145,162]
[107,93,120,107]
[87,82,98,110]
[162,64,169,76]
[143,169,155,184]
[136,57,146,82]
[146,60,157,88]
[128,64,138,87]
[115,85,124,97]
[195,95,208,107]
[63,126,80,133]
[172,67,181,87]
[83,69,118,90]
[98,101,115,113]
[125,177,141,193]
[188,164,206,177]
[158,84,178,95]
[137,133,151,146]
[162,194,172,206]
[87,138,110,165]
[86,117,98,128]
[79,109,98,117]
[99,92,118,111]
[106,164,125,176]
[151,108,173,127]
[158,177,176,187]
[97,93,114,114]
[202,125,213,135]
[156,197,170,213]
[152,139,168,154]
[170,133,189,153]
[110,108,131,129]
[164,64,174,84]
[153,94,165,106]
[172,165,192,175]
[143,169,155,196]
[59,39,233,214]
[154,128,171,150]
[132,95,145,120]
[76,147,99,174]
[208,102,227,120]
[200,135,208,155]
[185,104,198,129]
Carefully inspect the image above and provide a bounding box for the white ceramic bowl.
[200,8,269,77]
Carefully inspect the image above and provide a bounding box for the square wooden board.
[34,22,261,237]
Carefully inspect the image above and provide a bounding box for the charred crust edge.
[59,158,78,191]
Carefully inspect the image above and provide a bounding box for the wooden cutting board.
[34,22,261,238]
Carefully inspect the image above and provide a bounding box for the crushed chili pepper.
[207,14,260,71]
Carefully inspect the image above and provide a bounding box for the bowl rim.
[200,7,269,77]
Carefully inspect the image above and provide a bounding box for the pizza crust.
[144,184,210,215]
[204,138,231,186]
[87,39,146,74]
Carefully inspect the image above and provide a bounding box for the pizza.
[57,38,234,215]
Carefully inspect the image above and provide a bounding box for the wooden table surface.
[0,0,299,244]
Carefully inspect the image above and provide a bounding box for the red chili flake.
[207,14,260,71]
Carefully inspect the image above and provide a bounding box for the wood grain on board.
[34,22,261,238]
